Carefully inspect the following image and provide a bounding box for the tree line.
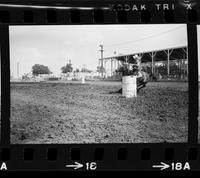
[31,62,96,76]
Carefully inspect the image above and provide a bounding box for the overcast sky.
[197,25,200,78]
[9,24,187,77]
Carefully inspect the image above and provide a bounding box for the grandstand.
[99,46,188,80]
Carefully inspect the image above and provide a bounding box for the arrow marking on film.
[152,162,170,170]
[66,162,84,170]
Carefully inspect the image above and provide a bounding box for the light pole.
[17,62,19,78]
[99,45,104,77]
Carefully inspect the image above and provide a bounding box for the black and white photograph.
[10,24,188,144]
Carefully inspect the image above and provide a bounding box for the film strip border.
[0,0,199,24]
[0,24,198,171]
[0,0,200,171]
[0,144,200,170]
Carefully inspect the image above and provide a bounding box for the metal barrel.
[122,76,137,98]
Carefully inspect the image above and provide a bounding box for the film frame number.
[153,162,190,171]
[171,162,190,171]
[86,162,97,170]
[0,162,8,171]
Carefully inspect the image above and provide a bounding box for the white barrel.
[81,76,85,84]
[122,76,137,98]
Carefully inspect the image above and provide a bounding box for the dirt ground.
[198,85,200,143]
[10,81,188,144]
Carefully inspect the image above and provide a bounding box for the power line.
[105,25,186,48]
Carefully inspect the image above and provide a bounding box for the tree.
[32,64,52,76]
[81,67,92,73]
[61,63,73,73]
[96,66,105,73]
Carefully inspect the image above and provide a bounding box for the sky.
[9,24,187,77]
[197,25,200,79]
[0,49,1,94]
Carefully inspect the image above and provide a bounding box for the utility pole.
[99,45,104,77]
[17,62,19,78]
[114,51,117,71]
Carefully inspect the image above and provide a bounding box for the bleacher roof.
[100,46,187,64]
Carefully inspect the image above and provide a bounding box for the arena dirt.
[10,81,188,143]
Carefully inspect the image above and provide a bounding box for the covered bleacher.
[98,46,188,80]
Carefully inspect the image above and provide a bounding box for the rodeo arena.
[10,44,189,144]
[97,45,188,97]
[11,45,188,92]
[10,21,189,145]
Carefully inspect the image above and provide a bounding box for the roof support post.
[167,50,170,78]
[186,47,188,79]
[104,59,107,78]
[101,58,104,77]
[164,49,173,79]
[111,59,113,76]
[151,52,154,74]
[149,52,156,75]
[125,56,128,64]
[181,47,188,79]
[117,60,120,69]
[114,59,117,72]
